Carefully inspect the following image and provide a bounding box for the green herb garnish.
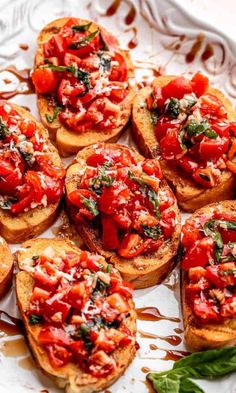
[32,255,39,261]
[0,119,10,140]
[143,225,161,239]
[106,264,112,273]
[150,110,159,126]
[147,347,236,393]
[43,64,91,95]
[45,106,61,123]
[203,219,223,261]
[90,162,114,194]
[98,52,111,73]
[0,197,17,210]
[81,196,99,216]
[29,314,42,325]
[69,29,99,49]
[165,98,180,118]
[185,119,218,139]
[72,22,92,32]
[18,150,33,166]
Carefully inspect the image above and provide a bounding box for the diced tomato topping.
[162,76,193,99]
[118,233,145,259]
[102,215,119,250]
[160,128,185,160]
[182,237,215,270]
[32,68,58,94]
[191,72,209,97]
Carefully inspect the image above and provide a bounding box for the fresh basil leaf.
[179,378,204,393]
[18,150,34,166]
[29,314,42,325]
[147,347,236,393]
[143,225,161,239]
[81,196,99,216]
[32,255,39,261]
[0,118,10,140]
[165,98,180,118]
[72,22,92,32]
[178,128,188,151]
[148,373,181,393]
[69,29,99,49]
[45,106,61,123]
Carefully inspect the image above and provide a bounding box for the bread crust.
[132,76,236,212]
[35,17,135,157]
[181,200,236,351]
[0,103,63,243]
[65,143,181,289]
[0,236,13,299]
[16,238,137,393]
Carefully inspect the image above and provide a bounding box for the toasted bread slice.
[16,238,136,393]
[181,200,236,351]
[132,76,236,212]
[0,236,13,299]
[0,103,63,244]
[65,143,181,289]
[35,17,135,157]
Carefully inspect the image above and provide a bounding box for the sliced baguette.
[65,143,181,289]
[0,236,13,299]
[16,238,137,393]
[35,17,135,157]
[0,102,63,244]
[132,76,236,212]
[181,200,236,351]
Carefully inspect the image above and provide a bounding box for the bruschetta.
[0,100,65,243]
[132,73,236,211]
[0,236,13,299]
[32,17,135,156]
[181,200,236,351]
[65,143,181,289]
[16,238,137,392]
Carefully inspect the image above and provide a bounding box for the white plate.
[0,0,236,392]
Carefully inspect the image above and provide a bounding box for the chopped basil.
[143,225,161,240]
[45,106,61,123]
[29,314,42,325]
[178,128,187,151]
[72,21,92,32]
[98,52,111,73]
[147,189,161,219]
[185,96,197,112]
[32,255,39,261]
[18,150,33,166]
[199,173,211,182]
[43,64,91,95]
[185,119,217,139]
[147,346,236,393]
[165,98,180,118]
[150,110,159,126]
[69,29,99,49]
[203,219,236,261]
[106,264,112,273]
[0,197,17,210]
[205,128,218,139]
[81,195,99,216]
[0,119,10,140]
[203,219,223,261]
[90,162,114,194]
[77,322,94,351]
[128,171,161,218]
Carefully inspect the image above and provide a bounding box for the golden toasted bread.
[16,238,136,393]
[132,76,236,212]
[181,200,236,351]
[35,17,135,157]
[0,236,13,299]
[65,143,181,289]
[0,103,63,244]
